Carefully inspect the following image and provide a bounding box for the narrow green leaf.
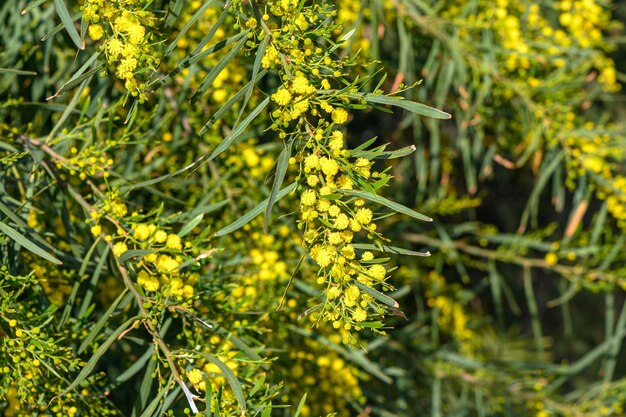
[347,92,451,119]
[207,321,264,363]
[165,0,217,55]
[237,34,270,123]
[356,321,384,328]
[215,182,297,236]
[0,221,62,265]
[204,377,213,417]
[53,0,84,50]
[293,393,307,417]
[160,30,248,87]
[164,0,185,27]
[200,353,246,414]
[41,12,81,42]
[352,243,431,257]
[133,348,159,417]
[0,67,37,76]
[138,383,170,417]
[264,141,292,233]
[351,144,417,160]
[58,316,139,397]
[354,281,399,308]
[119,249,155,263]
[59,239,100,328]
[121,156,206,192]
[178,214,204,238]
[48,52,102,99]
[77,244,110,319]
[337,188,433,222]
[208,96,270,161]
[0,199,28,228]
[190,34,248,104]
[261,404,272,417]
[79,290,132,354]
[47,78,90,141]
[116,346,155,383]
[352,136,378,152]
[199,70,268,135]
[21,0,48,14]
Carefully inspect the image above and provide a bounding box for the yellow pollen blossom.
[319,157,339,177]
[156,255,179,272]
[88,24,104,41]
[314,245,335,268]
[331,108,349,124]
[333,213,349,230]
[301,189,317,206]
[352,307,367,322]
[153,230,167,243]
[137,270,160,292]
[166,234,182,250]
[187,368,203,385]
[113,242,128,257]
[134,224,151,240]
[272,88,292,106]
[355,208,373,225]
[344,284,360,307]
[126,24,145,44]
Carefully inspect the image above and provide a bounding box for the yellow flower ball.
[112,242,128,257]
[88,24,104,41]
[331,108,349,124]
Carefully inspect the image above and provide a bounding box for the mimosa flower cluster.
[82,0,160,99]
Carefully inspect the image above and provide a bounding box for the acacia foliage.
[0,1,625,417]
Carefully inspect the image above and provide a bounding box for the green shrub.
[1,1,624,417]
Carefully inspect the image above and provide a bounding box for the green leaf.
[0,67,37,76]
[21,0,48,14]
[356,320,384,328]
[206,321,264,363]
[293,393,307,417]
[200,353,246,414]
[337,188,433,222]
[138,383,170,417]
[351,144,417,160]
[119,249,155,263]
[121,156,207,192]
[0,221,62,265]
[79,290,132,354]
[164,0,185,28]
[160,29,248,87]
[352,243,431,257]
[165,0,217,55]
[237,33,270,124]
[264,141,292,233]
[178,213,204,238]
[53,0,84,50]
[215,182,297,236]
[190,33,248,104]
[208,96,270,161]
[116,346,155,383]
[48,52,102,99]
[354,281,399,308]
[58,316,139,398]
[352,136,378,152]
[261,404,272,417]
[347,92,451,119]
[133,347,159,417]
[199,69,268,135]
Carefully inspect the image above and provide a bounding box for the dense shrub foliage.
[0,1,625,417]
